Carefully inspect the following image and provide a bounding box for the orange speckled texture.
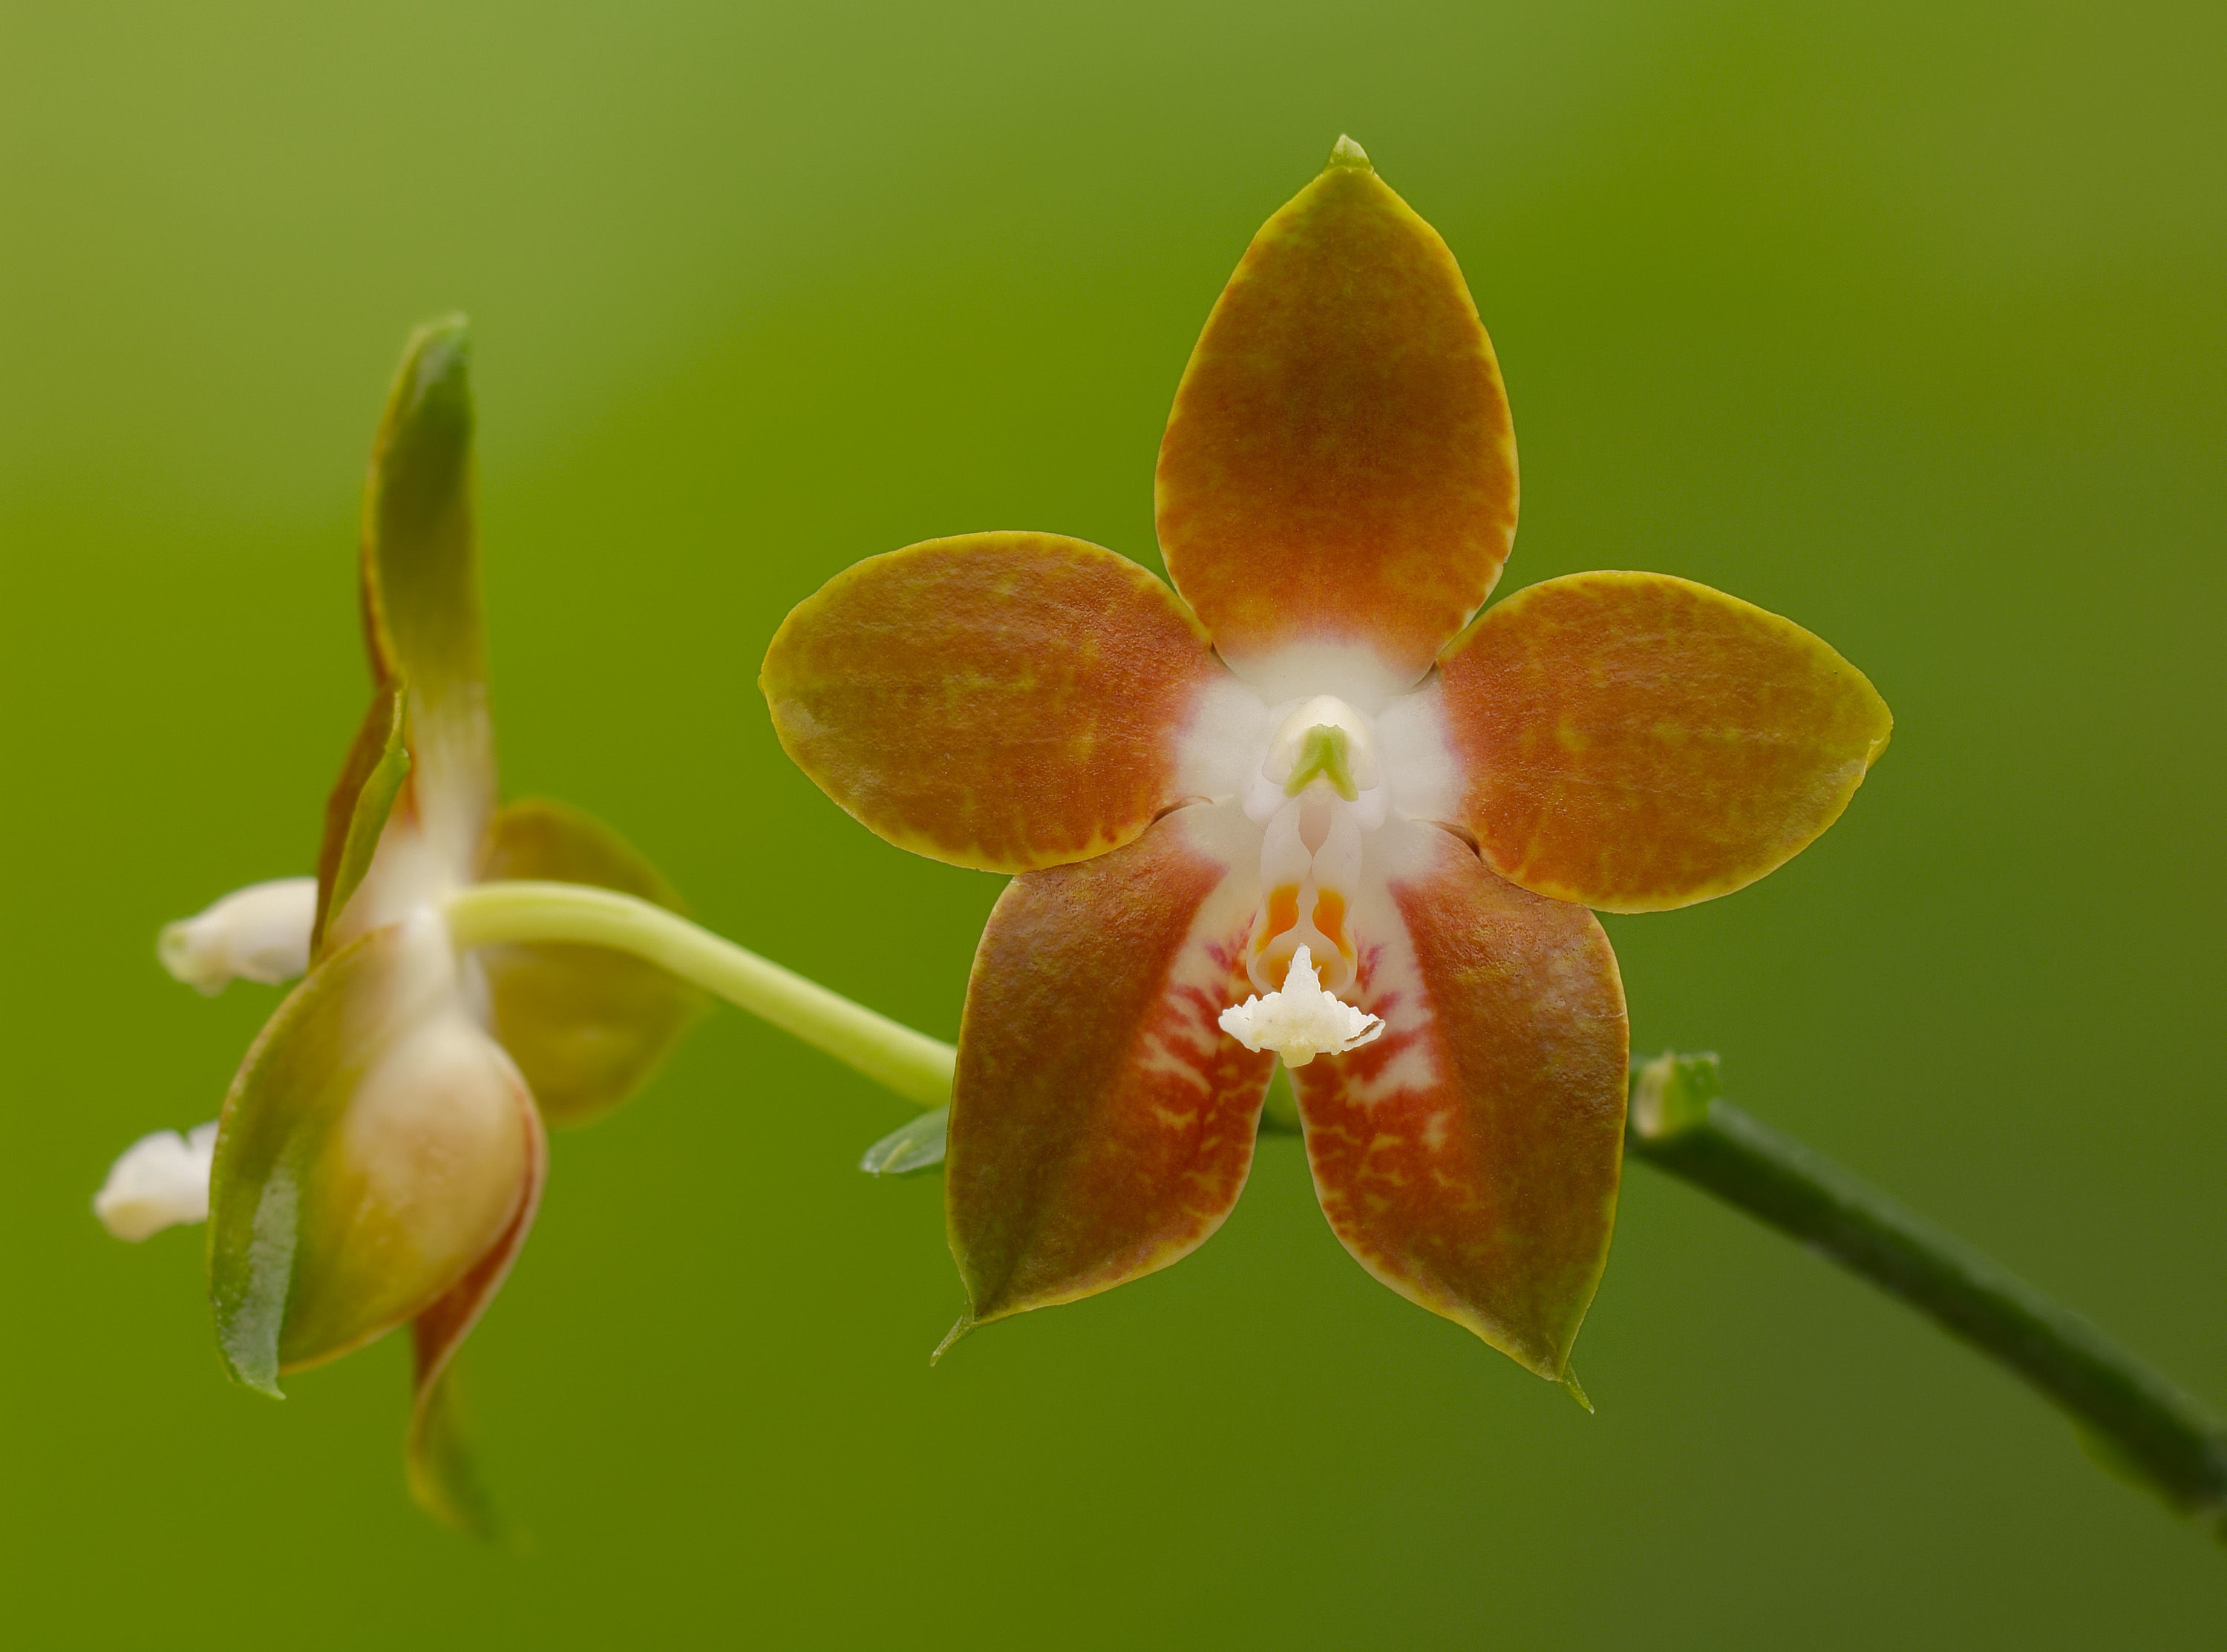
[762,533,1225,873]
[1435,571,1892,914]
[1157,153,1517,683]
[1293,823,1626,1377]
[946,810,1275,1326]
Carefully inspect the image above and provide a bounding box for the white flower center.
[1238,695,1384,997]
[1179,661,1456,1069]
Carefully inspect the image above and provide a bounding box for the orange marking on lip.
[1253,884,1301,956]
[1311,888,1352,968]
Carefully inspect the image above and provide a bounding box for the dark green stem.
[1628,1053,2227,1532]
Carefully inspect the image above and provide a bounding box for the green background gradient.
[4,1,2223,1644]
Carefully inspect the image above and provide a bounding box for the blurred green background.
[4,0,2223,1644]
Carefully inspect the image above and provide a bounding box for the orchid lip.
[157,877,319,994]
[1217,945,1384,1067]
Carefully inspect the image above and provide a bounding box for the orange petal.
[1433,571,1893,914]
[360,318,496,871]
[206,915,539,1393]
[1292,822,1627,1377]
[406,1098,548,1540]
[762,533,1227,872]
[1156,139,1517,687]
[475,798,707,1128]
[946,806,1274,1331]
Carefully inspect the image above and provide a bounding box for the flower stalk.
[442,879,955,1108]
[1627,1052,2227,1534]
[448,878,2227,1536]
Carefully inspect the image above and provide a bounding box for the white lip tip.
[94,1122,218,1241]
[1217,946,1384,1063]
[157,878,318,994]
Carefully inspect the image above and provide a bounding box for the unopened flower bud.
[157,877,318,994]
[94,1122,218,1241]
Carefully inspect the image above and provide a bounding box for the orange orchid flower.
[96,319,699,1532]
[763,138,1891,1380]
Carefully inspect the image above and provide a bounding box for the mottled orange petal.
[1293,821,1627,1377]
[1434,571,1893,914]
[762,533,1227,872]
[359,318,495,872]
[475,798,706,1128]
[406,1100,548,1540]
[1156,139,1517,686]
[946,806,1274,1330]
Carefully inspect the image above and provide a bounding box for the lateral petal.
[1157,139,1517,686]
[474,797,707,1128]
[206,913,538,1393]
[946,805,1274,1330]
[1433,571,1893,913]
[1292,822,1627,1377]
[762,533,1227,871]
[359,318,496,873]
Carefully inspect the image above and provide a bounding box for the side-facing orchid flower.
[762,137,1892,1381]
[96,318,702,1534]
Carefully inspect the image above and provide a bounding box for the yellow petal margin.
[1433,572,1892,914]
[1157,138,1517,684]
[762,534,1227,873]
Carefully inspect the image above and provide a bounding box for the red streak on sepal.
[1292,821,1627,1378]
[946,806,1275,1334]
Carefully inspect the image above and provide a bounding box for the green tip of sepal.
[210,1164,298,1398]
[215,1313,287,1398]
[1559,1369,1595,1414]
[1629,1050,1724,1141]
[223,1354,287,1401]
[1327,134,1372,171]
[383,317,474,477]
[402,313,471,390]
[930,1314,975,1366]
[408,1364,526,1550]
